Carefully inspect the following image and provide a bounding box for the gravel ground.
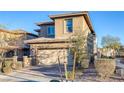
[75,74,124,82]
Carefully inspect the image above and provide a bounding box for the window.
[47,26,55,36]
[66,19,73,32]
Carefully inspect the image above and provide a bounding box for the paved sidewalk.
[116,58,124,69]
[0,66,62,82]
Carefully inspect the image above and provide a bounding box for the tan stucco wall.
[55,16,85,38]
[83,16,91,37]
[38,15,93,39]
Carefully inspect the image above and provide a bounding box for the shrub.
[1,61,13,74]
[2,67,12,74]
[15,62,22,70]
[81,59,89,69]
[1,61,22,74]
[12,62,22,70]
[0,58,4,69]
[65,71,73,80]
[95,59,116,79]
[2,61,12,68]
[0,61,2,70]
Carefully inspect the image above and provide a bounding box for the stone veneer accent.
[36,49,69,65]
[29,41,75,66]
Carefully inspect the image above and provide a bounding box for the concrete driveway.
[0,66,62,82]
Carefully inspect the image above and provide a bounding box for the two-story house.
[25,12,97,66]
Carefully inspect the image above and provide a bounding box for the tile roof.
[36,21,54,26]
[12,29,38,37]
[49,11,88,19]
[24,37,69,44]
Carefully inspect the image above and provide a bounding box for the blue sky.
[0,11,124,47]
[89,11,124,47]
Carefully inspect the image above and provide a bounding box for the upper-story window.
[47,26,55,37]
[66,19,73,32]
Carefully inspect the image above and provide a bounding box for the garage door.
[37,49,69,65]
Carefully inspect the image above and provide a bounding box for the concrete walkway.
[0,66,62,82]
[116,58,124,69]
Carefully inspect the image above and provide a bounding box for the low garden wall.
[23,56,32,67]
[0,56,32,74]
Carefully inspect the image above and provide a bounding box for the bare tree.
[68,29,87,80]
[101,35,121,57]
[0,31,25,68]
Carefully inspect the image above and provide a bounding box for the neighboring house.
[97,47,124,58]
[0,29,38,58]
[97,48,116,58]
[12,29,38,59]
[25,12,97,65]
[117,46,124,58]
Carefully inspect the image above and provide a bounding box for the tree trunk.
[64,62,68,81]
[72,52,76,80]
[58,56,63,81]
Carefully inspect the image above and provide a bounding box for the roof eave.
[36,21,54,26]
[83,13,95,35]
[49,11,88,19]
